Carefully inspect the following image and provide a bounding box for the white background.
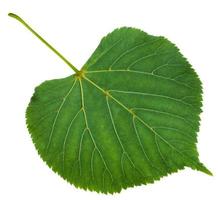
[0,0,217,199]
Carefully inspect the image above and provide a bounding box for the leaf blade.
[26,27,211,194]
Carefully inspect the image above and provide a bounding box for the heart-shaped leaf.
[9,13,211,194]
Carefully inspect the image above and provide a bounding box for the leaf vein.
[109,38,160,69]
[46,79,77,152]
[79,80,114,183]
[62,108,83,173]
[132,107,194,128]
[109,89,194,108]
[86,69,193,90]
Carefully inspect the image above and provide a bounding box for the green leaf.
[9,14,211,194]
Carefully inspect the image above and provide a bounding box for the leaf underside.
[26,27,211,194]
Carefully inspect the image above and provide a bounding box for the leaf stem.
[8,13,79,73]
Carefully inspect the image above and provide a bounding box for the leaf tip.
[204,168,213,176]
[196,162,213,176]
